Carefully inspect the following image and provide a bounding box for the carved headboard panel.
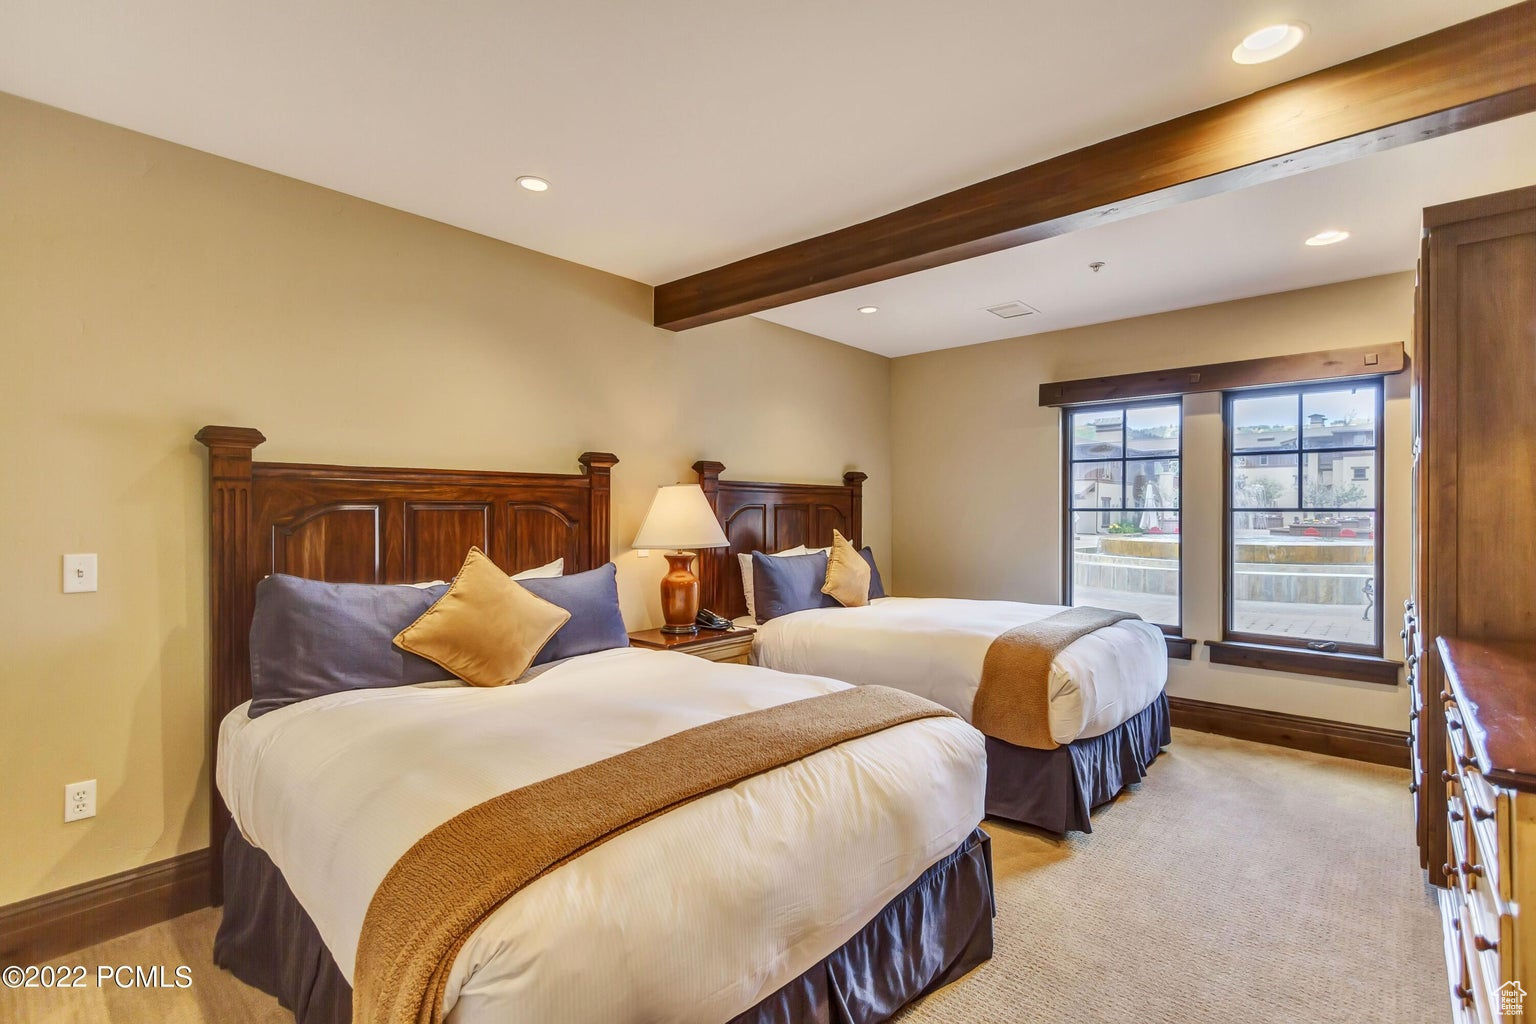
[692,460,866,621]
[196,426,617,900]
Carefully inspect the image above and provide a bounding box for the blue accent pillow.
[520,563,629,665]
[751,550,838,624]
[861,547,887,599]
[248,575,451,718]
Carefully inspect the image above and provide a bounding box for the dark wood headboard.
[692,460,866,621]
[195,426,618,901]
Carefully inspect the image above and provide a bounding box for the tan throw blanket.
[971,606,1140,751]
[353,685,956,1024]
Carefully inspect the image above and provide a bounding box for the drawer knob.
[1460,755,1479,771]
[1444,863,1459,879]
[1441,690,1454,703]
[1409,782,1420,794]
[1473,806,1494,822]
[1443,770,1457,783]
[1449,809,1464,822]
[1455,984,1473,1004]
[1474,934,1498,953]
[1447,718,1463,731]
[1461,861,1484,879]
[1407,654,1418,666]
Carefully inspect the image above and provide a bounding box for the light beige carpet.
[4,729,1443,1024]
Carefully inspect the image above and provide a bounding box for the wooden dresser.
[1436,638,1536,1021]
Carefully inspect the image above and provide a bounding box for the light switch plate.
[63,554,98,593]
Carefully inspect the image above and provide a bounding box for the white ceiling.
[0,0,1514,290]
[758,111,1536,356]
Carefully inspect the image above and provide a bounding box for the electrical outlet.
[64,780,96,823]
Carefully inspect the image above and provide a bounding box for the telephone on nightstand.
[695,608,733,631]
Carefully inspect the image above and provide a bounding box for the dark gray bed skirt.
[984,688,1171,833]
[213,826,994,1024]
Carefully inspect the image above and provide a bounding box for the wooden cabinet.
[1412,183,1536,883]
[1410,184,1536,1019]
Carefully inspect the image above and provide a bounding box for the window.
[1064,400,1181,631]
[1224,381,1383,654]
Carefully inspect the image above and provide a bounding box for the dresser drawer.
[1461,772,1507,904]
[1460,899,1504,1024]
[1439,887,1477,1023]
[1446,703,1475,773]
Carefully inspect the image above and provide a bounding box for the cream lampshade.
[633,484,730,634]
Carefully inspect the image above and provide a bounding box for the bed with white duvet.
[217,646,988,1024]
[738,596,1171,833]
[742,596,1167,745]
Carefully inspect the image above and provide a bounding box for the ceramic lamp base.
[659,551,700,634]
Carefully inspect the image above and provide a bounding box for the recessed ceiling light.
[857,305,879,314]
[1232,23,1306,64]
[516,175,550,192]
[1304,229,1350,247]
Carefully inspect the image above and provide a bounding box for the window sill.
[1204,640,1400,686]
[1165,636,1195,661]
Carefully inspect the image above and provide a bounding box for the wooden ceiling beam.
[654,2,1536,331]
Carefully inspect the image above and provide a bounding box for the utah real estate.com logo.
[1502,981,1527,1016]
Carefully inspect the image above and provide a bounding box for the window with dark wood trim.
[1222,380,1384,657]
[1062,399,1182,632]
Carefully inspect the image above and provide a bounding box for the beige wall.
[891,273,1415,731]
[0,93,892,905]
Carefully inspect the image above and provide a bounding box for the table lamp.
[632,483,730,634]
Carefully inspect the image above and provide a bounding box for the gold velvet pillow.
[394,547,571,687]
[821,529,872,608]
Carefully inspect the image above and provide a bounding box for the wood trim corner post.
[194,425,265,905]
[843,471,867,549]
[693,461,727,620]
[579,452,619,567]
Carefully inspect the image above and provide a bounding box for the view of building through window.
[1066,401,1181,629]
[1227,381,1382,651]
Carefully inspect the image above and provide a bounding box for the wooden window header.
[1038,342,1405,409]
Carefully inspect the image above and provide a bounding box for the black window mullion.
[1293,392,1303,508]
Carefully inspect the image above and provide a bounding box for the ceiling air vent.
[984,300,1039,319]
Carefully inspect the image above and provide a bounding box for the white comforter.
[217,647,985,1024]
[745,597,1167,746]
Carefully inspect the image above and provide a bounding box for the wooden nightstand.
[628,626,756,665]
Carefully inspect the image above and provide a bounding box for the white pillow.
[402,556,562,588]
[738,546,808,621]
[512,557,564,580]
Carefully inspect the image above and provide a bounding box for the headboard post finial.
[194,426,265,905]
[843,471,867,548]
[691,461,727,613]
[693,460,725,499]
[578,452,620,566]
